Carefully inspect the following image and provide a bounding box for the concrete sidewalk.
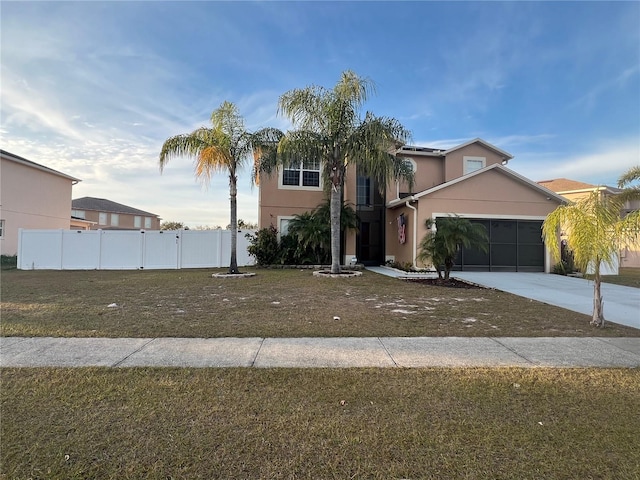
[1,336,639,368]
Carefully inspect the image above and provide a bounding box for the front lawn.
[1,368,638,479]
[601,267,640,288]
[2,269,638,337]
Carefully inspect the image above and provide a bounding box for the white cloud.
[512,137,640,185]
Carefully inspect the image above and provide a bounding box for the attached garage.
[453,218,545,272]
[385,163,567,272]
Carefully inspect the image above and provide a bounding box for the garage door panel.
[518,221,543,243]
[518,244,544,267]
[491,244,517,266]
[453,219,544,272]
[491,220,517,243]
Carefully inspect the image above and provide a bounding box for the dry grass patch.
[600,267,640,288]
[2,367,639,479]
[1,269,638,338]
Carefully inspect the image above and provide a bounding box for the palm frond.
[618,165,640,188]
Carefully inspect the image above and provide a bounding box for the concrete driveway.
[452,272,639,329]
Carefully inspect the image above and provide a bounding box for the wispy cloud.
[571,66,640,111]
[513,137,640,186]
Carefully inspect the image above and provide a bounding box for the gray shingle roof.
[72,197,158,216]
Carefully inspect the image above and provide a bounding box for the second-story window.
[134,216,141,228]
[281,159,321,188]
[110,214,119,227]
[144,217,152,229]
[463,156,486,175]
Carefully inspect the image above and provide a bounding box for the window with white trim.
[71,210,86,219]
[110,214,119,227]
[280,159,321,189]
[0,219,4,238]
[463,156,486,175]
[99,212,107,225]
[134,216,142,228]
[144,217,152,229]
[279,217,293,237]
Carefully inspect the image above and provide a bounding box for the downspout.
[405,199,418,269]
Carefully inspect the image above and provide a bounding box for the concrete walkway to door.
[366,267,640,330]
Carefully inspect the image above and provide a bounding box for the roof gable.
[387,163,567,207]
[72,197,158,216]
[1,149,81,183]
[443,138,513,161]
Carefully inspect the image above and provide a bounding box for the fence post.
[98,230,103,269]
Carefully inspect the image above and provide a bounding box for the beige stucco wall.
[81,210,160,230]
[444,144,507,182]
[386,169,564,268]
[258,171,326,230]
[385,204,416,266]
[390,154,445,199]
[258,165,360,263]
[1,157,74,255]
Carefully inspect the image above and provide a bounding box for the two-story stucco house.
[1,150,81,256]
[259,138,567,272]
[71,197,161,230]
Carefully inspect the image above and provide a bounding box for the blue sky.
[2,1,639,227]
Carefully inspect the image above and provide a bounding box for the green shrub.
[1,255,17,270]
[552,261,568,275]
[246,227,279,266]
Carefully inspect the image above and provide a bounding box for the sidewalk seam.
[377,338,398,367]
[111,338,158,367]
[250,338,265,367]
[593,337,640,357]
[489,338,536,365]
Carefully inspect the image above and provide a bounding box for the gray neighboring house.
[71,197,161,230]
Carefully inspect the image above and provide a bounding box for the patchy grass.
[600,267,640,288]
[2,368,639,479]
[2,269,638,338]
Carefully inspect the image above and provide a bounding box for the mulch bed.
[404,278,486,289]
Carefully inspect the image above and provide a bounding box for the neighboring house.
[71,197,161,230]
[259,138,567,272]
[1,149,81,256]
[538,178,640,268]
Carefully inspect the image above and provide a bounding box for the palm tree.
[258,70,413,273]
[617,165,640,205]
[159,101,277,274]
[417,216,489,280]
[542,190,640,327]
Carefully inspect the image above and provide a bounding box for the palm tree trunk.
[591,264,604,327]
[229,175,239,274]
[330,185,341,274]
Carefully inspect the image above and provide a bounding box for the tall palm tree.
[542,190,640,327]
[417,216,489,280]
[159,101,277,274]
[258,70,413,273]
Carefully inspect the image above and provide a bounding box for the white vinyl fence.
[17,229,256,270]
